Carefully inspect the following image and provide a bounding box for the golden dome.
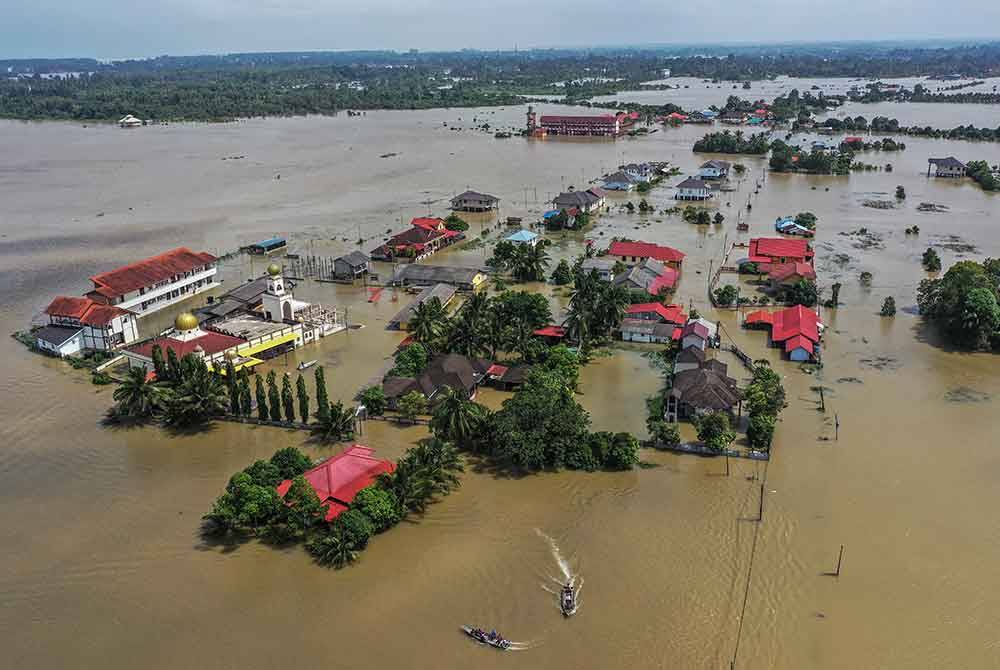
[174,312,199,331]
[266,263,282,276]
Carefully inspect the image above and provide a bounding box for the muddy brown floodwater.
[2,100,1000,669]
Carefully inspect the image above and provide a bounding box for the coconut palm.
[409,297,448,349]
[429,386,483,446]
[112,366,167,418]
[410,438,465,495]
[448,291,490,356]
[376,458,432,515]
[511,243,551,282]
[311,400,356,442]
[160,362,229,427]
[308,526,358,568]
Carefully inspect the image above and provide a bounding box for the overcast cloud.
[2,0,999,59]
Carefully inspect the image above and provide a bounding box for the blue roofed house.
[505,229,540,247]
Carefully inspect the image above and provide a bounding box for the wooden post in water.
[758,483,764,522]
[835,545,844,577]
[819,385,825,412]
[835,414,840,441]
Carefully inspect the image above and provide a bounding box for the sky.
[2,0,999,59]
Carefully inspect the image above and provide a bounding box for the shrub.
[747,413,776,451]
[881,296,897,316]
[336,509,375,549]
[605,432,640,470]
[270,447,313,480]
[351,486,401,532]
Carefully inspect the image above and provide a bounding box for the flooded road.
[2,103,1000,668]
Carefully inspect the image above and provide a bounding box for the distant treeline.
[850,82,1000,104]
[4,43,1000,122]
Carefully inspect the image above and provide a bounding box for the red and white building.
[85,247,219,317]
[608,240,686,268]
[42,295,139,354]
[534,113,627,137]
[745,305,823,362]
[370,217,462,262]
[745,238,814,273]
[276,446,396,521]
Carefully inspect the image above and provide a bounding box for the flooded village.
[3,75,1000,670]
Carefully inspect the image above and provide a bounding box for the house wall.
[682,334,706,351]
[788,347,812,362]
[677,188,710,201]
[37,333,84,357]
[113,266,219,316]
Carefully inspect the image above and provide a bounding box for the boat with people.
[560,583,577,616]
[297,359,318,371]
[461,626,511,650]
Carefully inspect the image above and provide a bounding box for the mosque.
[122,264,344,374]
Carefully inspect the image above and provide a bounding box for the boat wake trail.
[535,529,582,613]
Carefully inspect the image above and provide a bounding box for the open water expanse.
[2,94,1000,668]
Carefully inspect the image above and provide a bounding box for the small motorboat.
[297,360,318,371]
[461,626,511,650]
[560,583,577,616]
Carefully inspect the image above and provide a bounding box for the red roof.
[126,330,245,359]
[844,136,864,143]
[411,217,445,231]
[667,112,688,120]
[626,302,688,325]
[534,325,567,338]
[771,305,820,343]
[745,310,775,326]
[45,295,130,326]
[89,247,216,298]
[609,240,686,264]
[276,446,396,522]
[540,114,617,123]
[768,262,817,282]
[748,238,813,264]
[784,334,815,354]
[647,270,678,295]
[486,364,509,377]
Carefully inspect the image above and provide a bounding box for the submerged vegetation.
[917,259,1000,350]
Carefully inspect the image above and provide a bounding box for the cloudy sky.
[2,0,999,59]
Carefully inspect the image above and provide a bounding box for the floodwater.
[594,75,1000,127]
[2,103,1000,669]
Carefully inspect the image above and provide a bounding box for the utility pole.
[835,545,844,577]
[835,414,840,440]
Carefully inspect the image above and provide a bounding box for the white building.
[85,247,219,318]
[698,160,731,180]
[43,296,139,352]
[119,115,143,128]
[675,177,714,201]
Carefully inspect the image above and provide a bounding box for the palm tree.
[311,400,356,442]
[160,363,229,427]
[595,283,630,335]
[448,291,490,356]
[512,243,551,282]
[410,438,465,495]
[308,527,358,568]
[112,367,167,419]
[429,387,483,446]
[482,308,509,359]
[376,459,432,515]
[409,297,447,349]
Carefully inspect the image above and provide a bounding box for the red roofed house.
[744,305,822,362]
[768,262,817,291]
[624,302,688,326]
[85,247,218,318]
[276,446,395,522]
[370,217,462,262]
[747,238,814,272]
[608,240,686,268]
[43,295,139,353]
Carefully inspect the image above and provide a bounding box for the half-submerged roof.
[928,156,965,169]
[676,177,711,190]
[336,250,370,267]
[451,190,498,203]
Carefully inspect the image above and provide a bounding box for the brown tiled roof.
[671,368,740,411]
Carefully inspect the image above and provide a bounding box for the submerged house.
[580,257,619,282]
[744,238,814,273]
[390,264,487,291]
[387,283,457,331]
[623,302,687,326]
[42,296,140,353]
[620,319,677,343]
[450,190,499,212]
[333,251,370,280]
[927,157,966,178]
[552,188,606,214]
[744,304,822,362]
[613,258,678,297]
[276,446,395,521]
[768,262,817,291]
[247,237,287,255]
[698,160,731,180]
[505,229,540,247]
[666,361,741,422]
[675,177,714,201]
[383,354,493,408]
[607,240,685,268]
[370,218,462,262]
[602,171,637,191]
